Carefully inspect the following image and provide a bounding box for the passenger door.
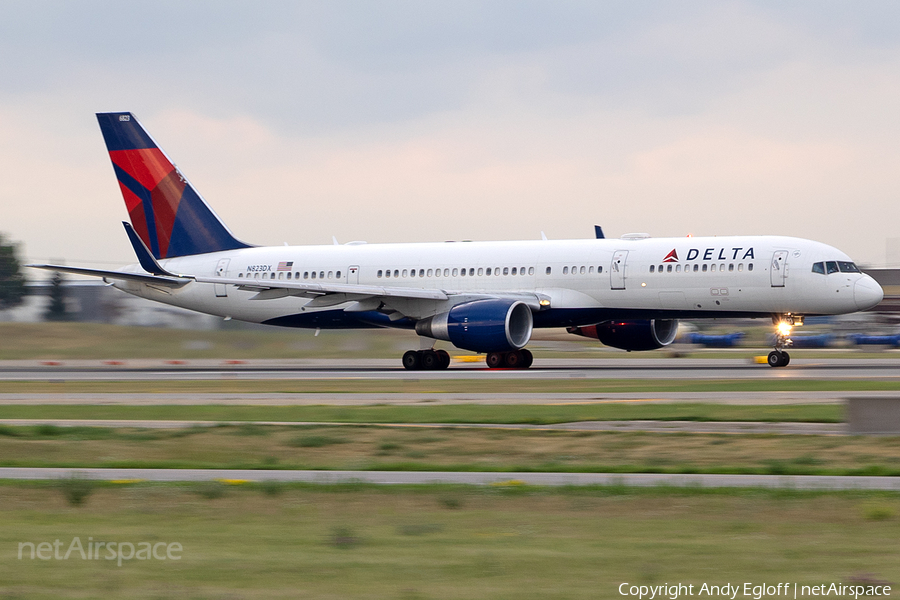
[770,251,788,287]
[214,258,230,297]
[610,250,628,290]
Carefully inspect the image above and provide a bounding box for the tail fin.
[96,112,251,259]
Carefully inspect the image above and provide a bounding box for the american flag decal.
[277,261,294,271]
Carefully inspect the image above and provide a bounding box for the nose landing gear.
[767,315,801,368]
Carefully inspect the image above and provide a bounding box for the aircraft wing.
[27,264,191,288]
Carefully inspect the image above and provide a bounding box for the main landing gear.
[402,349,450,370]
[485,349,533,369]
[767,314,801,368]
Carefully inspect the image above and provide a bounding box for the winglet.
[594,225,605,239]
[123,221,182,277]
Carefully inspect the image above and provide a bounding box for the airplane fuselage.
[112,235,882,329]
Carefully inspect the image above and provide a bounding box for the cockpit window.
[825,261,839,274]
[812,262,825,275]
[837,261,860,273]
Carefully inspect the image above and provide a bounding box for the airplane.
[30,112,884,370]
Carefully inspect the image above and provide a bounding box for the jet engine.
[415,299,533,353]
[567,319,678,351]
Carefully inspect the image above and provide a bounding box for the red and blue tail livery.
[96,112,250,259]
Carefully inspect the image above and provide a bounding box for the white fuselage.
[110,235,882,329]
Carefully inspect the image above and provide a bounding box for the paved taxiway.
[0,419,844,435]
[1,357,900,381]
[2,467,898,490]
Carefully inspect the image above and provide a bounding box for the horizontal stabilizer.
[27,264,190,288]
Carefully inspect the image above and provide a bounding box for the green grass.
[0,402,845,424]
[1,483,899,598]
[2,424,900,476]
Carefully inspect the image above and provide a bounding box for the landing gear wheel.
[421,350,440,370]
[436,349,451,369]
[519,348,533,369]
[504,351,522,368]
[402,350,421,370]
[767,350,790,368]
[486,352,505,369]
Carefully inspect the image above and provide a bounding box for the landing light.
[539,299,551,307]
[777,321,792,337]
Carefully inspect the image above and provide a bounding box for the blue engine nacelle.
[567,319,678,351]
[414,299,534,353]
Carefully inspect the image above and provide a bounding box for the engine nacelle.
[415,299,533,353]
[567,319,678,351]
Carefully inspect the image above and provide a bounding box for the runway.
[1,357,900,381]
[2,467,898,490]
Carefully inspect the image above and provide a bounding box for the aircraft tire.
[767,350,789,368]
[519,348,533,369]
[436,349,451,369]
[486,352,505,369]
[504,351,522,368]
[402,350,421,370]
[420,350,440,370]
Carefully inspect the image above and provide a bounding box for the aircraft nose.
[854,275,884,311]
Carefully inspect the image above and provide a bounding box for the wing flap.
[194,276,448,301]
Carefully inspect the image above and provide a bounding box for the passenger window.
[838,261,860,273]
[710,264,716,272]
[529,267,534,275]
[580,266,585,275]
[486,268,492,276]
[546,267,552,275]
[826,261,839,274]
[702,264,707,272]
[502,267,508,275]
[328,271,333,279]
[410,270,416,278]
[693,264,699,272]
[419,269,425,277]
[598,266,603,273]
[278,272,284,280]
[311,271,317,279]
[377,270,383,278]
[748,263,753,272]
[452,268,458,276]
[563,267,569,274]
[444,269,450,277]
[737,264,743,272]
[728,264,734,272]
[658,265,663,273]
[676,265,681,273]
[426,269,432,277]
[271,273,276,280]
[511,267,517,275]
[384,270,389,278]
[394,270,400,278]
[650,265,655,273]
[238,273,244,278]
[667,265,672,273]
[720,264,725,272]
[590,266,595,274]
[304,272,309,279]
[286,272,292,280]
[478,268,484,276]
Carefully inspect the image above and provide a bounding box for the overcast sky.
[4,1,900,271]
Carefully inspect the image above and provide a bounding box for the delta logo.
[662,249,679,263]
